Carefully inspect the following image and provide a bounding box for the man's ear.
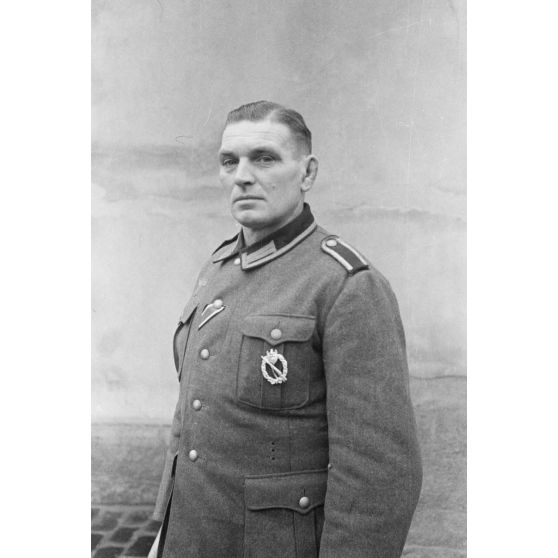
[301,155,318,193]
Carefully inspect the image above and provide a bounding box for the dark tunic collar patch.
[212,203,316,269]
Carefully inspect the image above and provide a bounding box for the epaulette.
[321,235,369,275]
[212,233,239,255]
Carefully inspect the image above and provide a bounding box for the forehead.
[219,119,297,154]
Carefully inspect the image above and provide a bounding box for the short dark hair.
[225,100,312,155]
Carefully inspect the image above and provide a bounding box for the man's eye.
[221,159,236,167]
[257,155,274,164]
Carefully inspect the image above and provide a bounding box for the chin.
[231,207,269,229]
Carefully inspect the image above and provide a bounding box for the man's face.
[218,119,312,239]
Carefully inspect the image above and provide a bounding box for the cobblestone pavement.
[91,506,161,558]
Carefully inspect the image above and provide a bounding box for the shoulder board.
[321,236,369,275]
[212,233,239,255]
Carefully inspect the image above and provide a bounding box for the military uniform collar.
[212,203,317,270]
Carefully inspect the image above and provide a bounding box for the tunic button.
[188,450,198,462]
[192,399,202,411]
[233,257,241,265]
[213,299,223,309]
[200,349,210,360]
[270,328,282,340]
[326,239,338,247]
[299,496,310,509]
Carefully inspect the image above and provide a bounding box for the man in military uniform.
[149,101,422,558]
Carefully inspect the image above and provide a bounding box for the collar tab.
[212,204,317,268]
[240,221,316,270]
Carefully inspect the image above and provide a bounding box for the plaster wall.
[92,0,466,422]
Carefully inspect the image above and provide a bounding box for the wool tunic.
[153,205,422,557]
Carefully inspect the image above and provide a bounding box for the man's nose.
[234,159,255,187]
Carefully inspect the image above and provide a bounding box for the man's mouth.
[234,196,264,203]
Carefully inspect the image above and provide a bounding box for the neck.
[242,204,304,246]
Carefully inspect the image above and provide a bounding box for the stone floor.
[91,506,160,558]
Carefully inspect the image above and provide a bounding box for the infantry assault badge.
[261,349,288,385]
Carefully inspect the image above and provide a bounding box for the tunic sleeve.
[152,396,182,521]
[319,270,422,557]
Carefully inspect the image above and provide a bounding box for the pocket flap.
[241,315,316,346]
[245,469,327,515]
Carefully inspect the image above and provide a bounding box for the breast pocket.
[237,314,317,411]
[244,468,327,558]
[173,298,198,381]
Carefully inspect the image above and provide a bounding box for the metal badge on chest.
[261,348,288,385]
